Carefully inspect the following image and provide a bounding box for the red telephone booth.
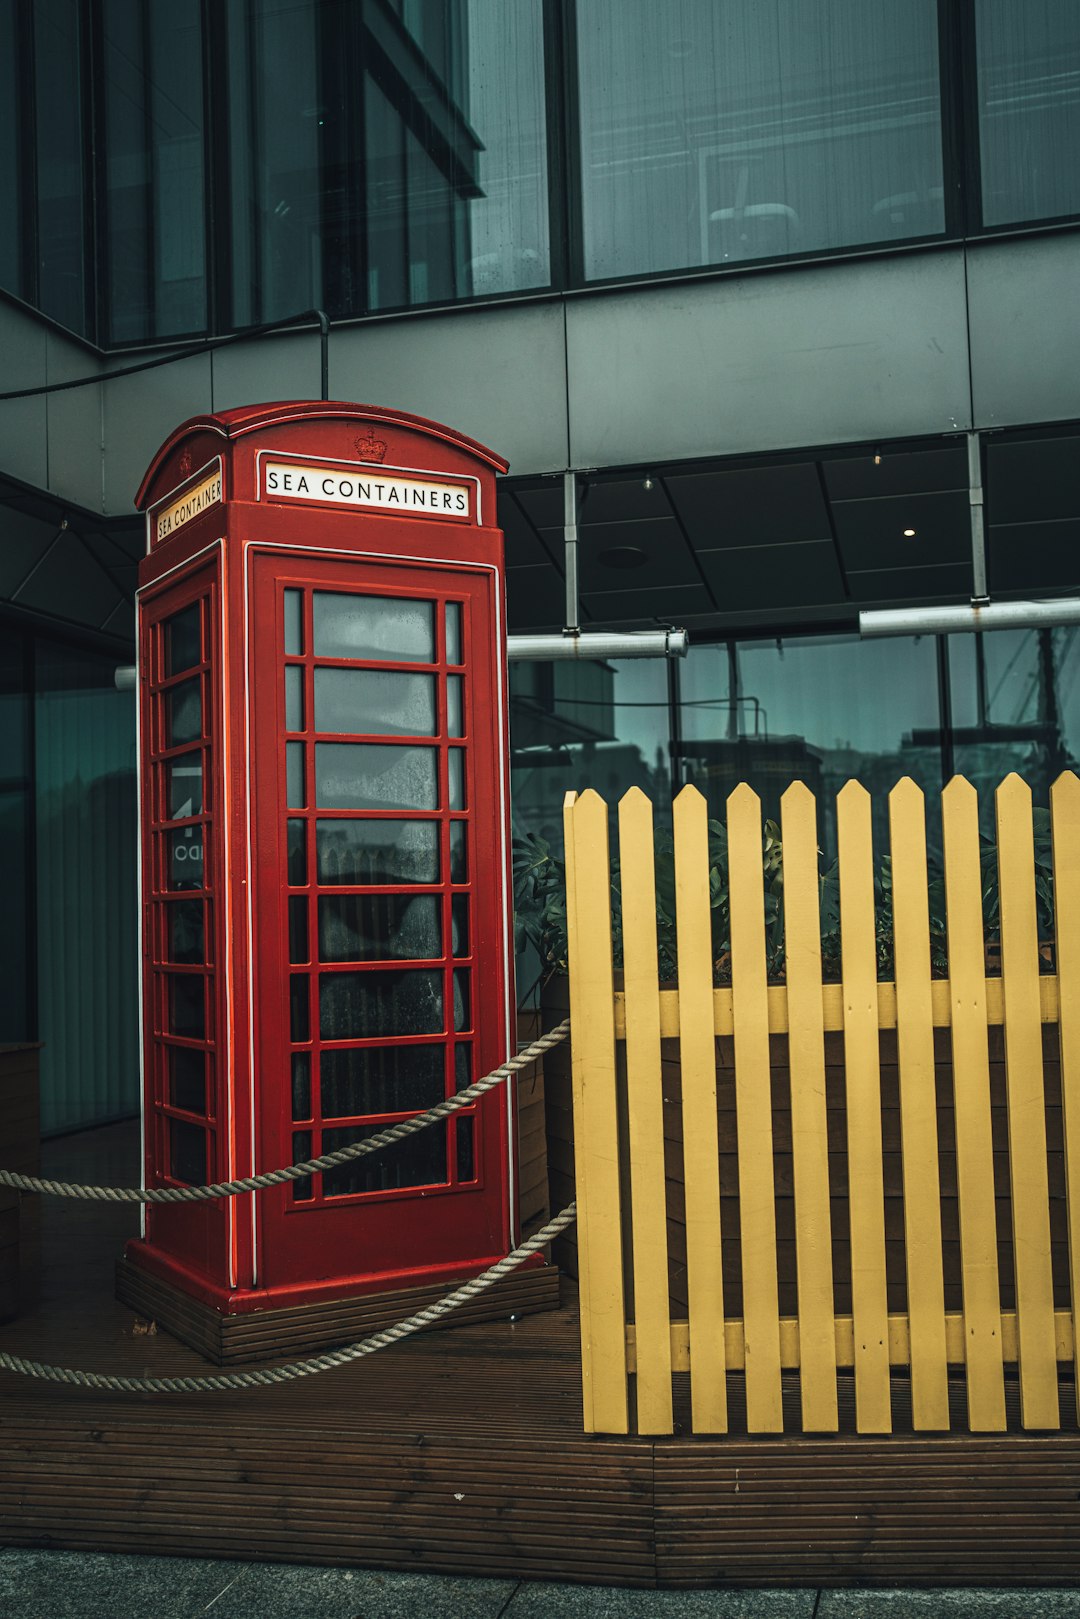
[120,402,556,1359]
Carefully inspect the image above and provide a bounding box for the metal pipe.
[860,599,1080,639]
[563,471,580,634]
[115,665,137,690]
[967,431,988,602]
[316,310,330,401]
[507,629,689,661]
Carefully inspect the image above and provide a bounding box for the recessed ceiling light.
[903,527,916,537]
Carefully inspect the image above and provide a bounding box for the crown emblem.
[178,449,193,476]
[354,429,388,463]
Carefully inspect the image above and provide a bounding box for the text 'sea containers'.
[122,402,552,1356]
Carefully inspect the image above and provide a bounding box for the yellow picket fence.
[562,772,1080,1437]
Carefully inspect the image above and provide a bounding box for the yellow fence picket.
[1051,771,1080,1423]
[618,788,673,1434]
[673,785,727,1433]
[889,778,950,1430]
[563,789,629,1434]
[836,781,891,1433]
[996,774,1059,1430]
[781,782,838,1431]
[942,776,1006,1432]
[727,783,783,1433]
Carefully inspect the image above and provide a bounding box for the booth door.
[249,553,514,1295]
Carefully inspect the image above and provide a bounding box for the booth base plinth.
[115,1255,561,1365]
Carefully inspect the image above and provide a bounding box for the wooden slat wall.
[562,773,1080,1438]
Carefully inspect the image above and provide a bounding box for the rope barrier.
[0,1021,570,1205]
[0,1202,577,1393]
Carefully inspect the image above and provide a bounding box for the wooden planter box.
[542,979,1070,1319]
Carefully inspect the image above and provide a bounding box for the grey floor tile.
[819,1591,1080,1619]
[0,1549,250,1619]
[504,1583,817,1618]
[206,1561,518,1619]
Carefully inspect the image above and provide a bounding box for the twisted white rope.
[0,1022,569,1205]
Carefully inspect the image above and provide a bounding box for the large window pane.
[509,657,672,844]
[678,634,943,859]
[34,0,90,333]
[0,0,24,300]
[976,1,1080,227]
[229,0,548,326]
[577,0,944,281]
[102,0,207,341]
[947,627,1080,825]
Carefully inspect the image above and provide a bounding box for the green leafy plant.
[513,808,1057,989]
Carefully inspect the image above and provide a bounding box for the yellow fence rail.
[563,772,1080,1437]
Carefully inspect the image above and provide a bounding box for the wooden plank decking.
[4,1121,1080,1587]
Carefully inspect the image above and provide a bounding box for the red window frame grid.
[144,582,220,1190]
[278,580,480,1208]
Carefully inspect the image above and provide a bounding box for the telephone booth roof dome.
[135,400,508,510]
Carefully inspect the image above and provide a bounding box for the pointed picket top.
[780,777,815,811]
[837,778,871,810]
[674,782,707,813]
[619,783,653,812]
[942,773,977,807]
[1052,769,1080,801]
[996,771,1033,811]
[576,786,609,814]
[889,774,926,810]
[727,780,762,813]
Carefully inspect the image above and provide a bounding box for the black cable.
[0,309,331,402]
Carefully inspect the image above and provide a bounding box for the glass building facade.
[0,0,1077,344]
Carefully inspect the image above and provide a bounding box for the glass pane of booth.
[166,752,203,819]
[168,1045,206,1115]
[167,677,201,746]
[313,592,435,663]
[321,1044,446,1117]
[167,899,204,964]
[313,668,437,736]
[165,603,201,675]
[168,973,204,1039]
[322,1122,448,1198]
[316,818,439,885]
[318,893,441,962]
[315,743,438,810]
[319,968,443,1039]
[169,1117,206,1185]
[167,826,204,889]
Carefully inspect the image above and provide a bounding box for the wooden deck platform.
[4,1121,1080,1587]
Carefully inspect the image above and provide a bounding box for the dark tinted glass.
[168,826,204,890]
[289,895,309,963]
[316,818,439,884]
[319,969,443,1039]
[291,1130,313,1200]
[167,900,204,964]
[290,975,310,1042]
[322,1122,447,1197]
[169,1045,206,1115]
[167,678,202,746]
[318,894,441,962]
[449,821,467,883]
[287,819,307,884]
[456,1115,475,1182]
[291,1052,311,1120]
[165,604,201,675]
[169,1118,206,1185]
[102,0,207,341]
[167,753,203,819]
[451,895,469,957]
[34,0,89,333]
[976,1,1080,226]
[168,973,204,1039]
[577,0,944,280]
[321,1044,446,1117]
